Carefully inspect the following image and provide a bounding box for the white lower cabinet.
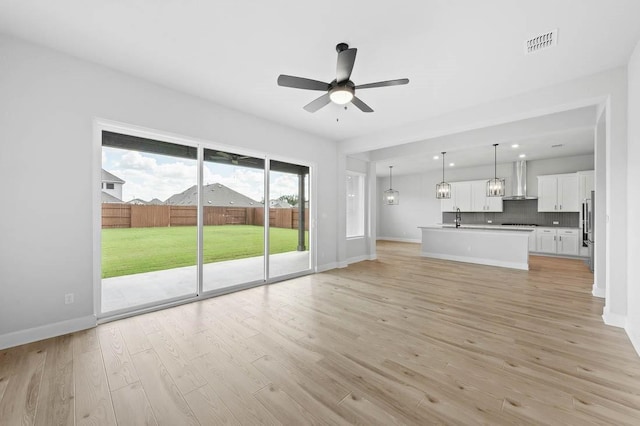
[534,228,579,256]
[557,229,580,256]
[536,228,557,253]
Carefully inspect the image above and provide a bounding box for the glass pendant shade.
[383,165,399,205]
[435,152,451,199]
[436,181,451,199]
[383,188,400,205]
[487,178,505,196]
[487,144,505,197]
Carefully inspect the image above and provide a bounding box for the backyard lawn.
[102,225,308,278]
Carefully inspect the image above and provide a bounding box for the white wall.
[594,109,607,298]
[626,40,640,354]
[0,35,338,348]
[344,156,375,264]
[525,154,594,196]
[377,155,594,241]
[377,171,442,242]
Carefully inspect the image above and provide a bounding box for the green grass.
[102,225,308,278]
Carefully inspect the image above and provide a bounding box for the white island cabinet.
[419,226,531,270]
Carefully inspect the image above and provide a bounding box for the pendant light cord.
[389,166,393,190]
[441,152,446,182]
[494,144,497,179]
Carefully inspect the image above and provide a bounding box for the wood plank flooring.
[1,241,640,425]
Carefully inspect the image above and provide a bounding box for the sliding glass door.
[101,132,198,314]
[202,149,265,292]
[268,160,311,279]
[100,130,313,316]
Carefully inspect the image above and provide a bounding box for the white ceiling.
[1,1,639,144]
[371,106,597,176]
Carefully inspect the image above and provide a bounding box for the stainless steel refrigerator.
[585,191,595,272]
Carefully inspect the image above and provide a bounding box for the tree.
[278,194,298,206]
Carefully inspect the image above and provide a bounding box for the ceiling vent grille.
[525,29,558,54]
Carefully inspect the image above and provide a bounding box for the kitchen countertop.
[429,224,535,232]
[435,224,578,230]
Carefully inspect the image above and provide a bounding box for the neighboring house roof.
[148,198,164,205]
[126,198,147,205]
[101,191,122,203]
[101,168,125,184]
[165,183,259,207]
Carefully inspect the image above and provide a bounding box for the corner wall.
[626,40,640,354]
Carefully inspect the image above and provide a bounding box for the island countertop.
[419,224,535,233]
[419,225,530,270]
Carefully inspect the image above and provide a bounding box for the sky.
[102,147,303,202]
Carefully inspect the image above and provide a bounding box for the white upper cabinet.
[453,181,472,211]
[537,173,580,212]
[441,180,503,212]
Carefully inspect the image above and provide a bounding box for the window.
[346,172,365,238]
[106,183,115,190]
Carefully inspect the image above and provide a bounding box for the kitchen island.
[418,225,532,270]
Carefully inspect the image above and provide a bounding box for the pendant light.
[383,166,399,205]
[487,143,505,197]
[436,152,451,199]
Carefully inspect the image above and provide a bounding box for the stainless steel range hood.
[503,160,537,200]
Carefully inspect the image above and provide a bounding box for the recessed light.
[511,144,519,148]
[519,153,526,158]
[449,162,455,167]
[433,155,439,160]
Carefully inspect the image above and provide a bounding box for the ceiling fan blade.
[303,93,331,113]
[277,75,330,91]
[355,78,409,90]
[351,96,373,113]
[336,48,357,83]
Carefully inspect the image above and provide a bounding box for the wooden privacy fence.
[102,204,309,230]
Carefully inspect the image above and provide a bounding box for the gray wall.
[0,34,338,347]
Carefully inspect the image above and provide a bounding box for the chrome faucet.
[455,208,461,228]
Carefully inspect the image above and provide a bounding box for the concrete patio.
[101,250,310,313]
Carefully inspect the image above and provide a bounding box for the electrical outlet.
[553,221,559,225]
[487,220,492,223]
[64,293,74,304]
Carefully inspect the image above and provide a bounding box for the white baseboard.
[316,262,338,273]
[377,237,421,243]
[592,282,605,298]
[0,315,97,350]
[602,306,626,328]
[625,323,640,358]
[345,254,376,266]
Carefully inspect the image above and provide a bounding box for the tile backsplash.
[442,199,580,227]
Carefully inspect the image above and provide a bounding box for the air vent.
[525,29,558,54]
[551,143,564,148]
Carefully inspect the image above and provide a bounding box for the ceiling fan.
[209,151,252,165]
[277,42,409,113]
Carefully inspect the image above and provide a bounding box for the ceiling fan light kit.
[329,85,354,104]
[277,42,409,113]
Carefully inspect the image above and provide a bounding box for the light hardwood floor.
[1,241,640,425]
